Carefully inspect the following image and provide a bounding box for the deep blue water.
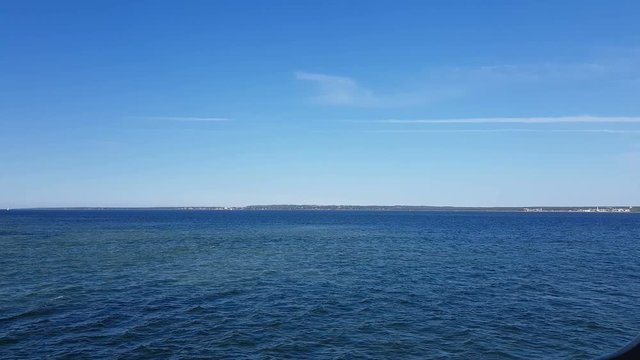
[1,210,639,359]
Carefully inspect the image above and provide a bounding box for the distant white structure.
[578,206,631,213]
[524,206,632,213]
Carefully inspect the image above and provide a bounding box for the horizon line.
[5,204,638,210]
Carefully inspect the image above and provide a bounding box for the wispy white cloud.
[433,48,640,84]
[363,129,640,134]
[294,71,444,107]
[358,115,640,135]
[437,62,617,83]
[366,115,640,124]
[124,128,230,134]
[295,72,369,105]
[137,116,231,122]
[295,50,640,109]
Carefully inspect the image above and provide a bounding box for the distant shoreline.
[5,205,639,213]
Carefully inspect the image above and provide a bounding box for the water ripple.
[1,210,639,359]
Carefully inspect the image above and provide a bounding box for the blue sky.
[2,0,640,207]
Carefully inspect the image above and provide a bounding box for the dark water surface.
[1,210,639,359]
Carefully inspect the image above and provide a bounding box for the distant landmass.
[8,205,639,212]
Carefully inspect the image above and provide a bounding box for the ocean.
[1,210,639,359]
